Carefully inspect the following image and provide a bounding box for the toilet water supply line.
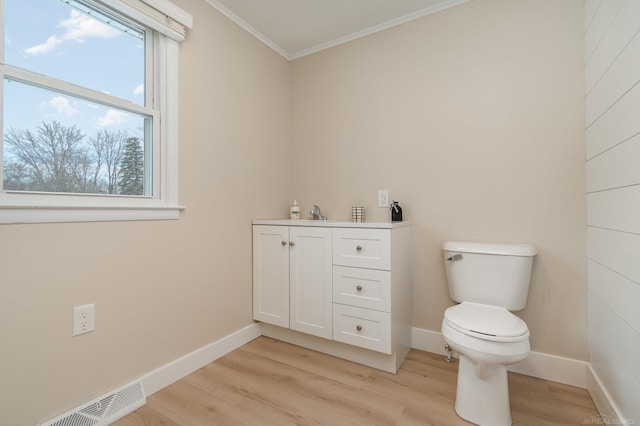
[444,254,460,363]
[444,344,455,363]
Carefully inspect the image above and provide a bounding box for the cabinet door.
[289,227,333,339]
[253,225,289,327]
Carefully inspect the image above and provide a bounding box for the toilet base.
[454,355,512,426]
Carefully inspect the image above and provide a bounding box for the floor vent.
[40,380,146,426]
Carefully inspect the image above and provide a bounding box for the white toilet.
[441,240,537,426]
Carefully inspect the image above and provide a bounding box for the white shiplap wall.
[585,0,640,423]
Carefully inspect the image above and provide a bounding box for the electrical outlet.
[73,303,95,336]
[377,189,389,208]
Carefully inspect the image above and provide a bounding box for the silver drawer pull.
[356,285,363,291]
[356,325,363,331]
[356,245,362,252]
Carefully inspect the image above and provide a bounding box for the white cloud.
[133,84,144,96]
[46,96,79,116]
[24,10,120,56]
[97,109,128,127]
[25,35,62,56]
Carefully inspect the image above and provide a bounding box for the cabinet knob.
[289,241,295,246]
[356,245,362,252]
[356,325,363,331]
[356,285,363,291]
[281,241,287,246]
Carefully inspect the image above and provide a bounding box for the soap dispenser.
[290,200,300,220]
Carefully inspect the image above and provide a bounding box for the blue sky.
[3,0,146,139]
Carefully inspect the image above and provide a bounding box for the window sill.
[0,204,185,224]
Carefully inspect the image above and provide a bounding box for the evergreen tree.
[118,137,144,195]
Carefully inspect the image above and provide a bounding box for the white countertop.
[252,219,412,229]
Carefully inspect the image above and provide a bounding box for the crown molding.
[204,0,472,61]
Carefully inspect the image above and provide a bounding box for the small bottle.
[290,200,300,220]
[390,201,403,222]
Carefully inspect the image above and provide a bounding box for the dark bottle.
[391,201,403,222]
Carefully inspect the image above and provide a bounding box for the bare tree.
[4,121,87,192]
[3,121,140,195]
[89,129,127,194]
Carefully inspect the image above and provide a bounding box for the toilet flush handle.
[447,253,463,262]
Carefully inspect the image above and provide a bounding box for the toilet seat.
[444,302,529,343]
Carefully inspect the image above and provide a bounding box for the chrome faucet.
[310,205,327,220]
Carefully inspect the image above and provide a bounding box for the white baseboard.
[587,364,632,425]
[47,323,600,425]
[411,326,588,388]
[141,323,262,395]
[412,327,448,355]
[509,349,587,388]
[137,324,587,402]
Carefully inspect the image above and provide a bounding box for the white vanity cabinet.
[253,220,412,373]
[252,225,333,339]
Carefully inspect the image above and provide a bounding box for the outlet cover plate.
[377,189,389,208]
[73,303,95,336]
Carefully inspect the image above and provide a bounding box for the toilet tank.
[443,241,537,311]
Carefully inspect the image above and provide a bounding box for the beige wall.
[290,0,586,358]
[1,0,588,423]
[0,0,291,423]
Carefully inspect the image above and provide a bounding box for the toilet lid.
[444,302,529,342]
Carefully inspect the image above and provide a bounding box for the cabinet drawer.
[333,266,390,312]
[332,228,390,270]
[332,304,391,354]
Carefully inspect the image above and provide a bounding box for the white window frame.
[0,0,192,224]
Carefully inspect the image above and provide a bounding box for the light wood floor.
[115,337,600,425]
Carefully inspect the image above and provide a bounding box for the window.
[0,0,192,223]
